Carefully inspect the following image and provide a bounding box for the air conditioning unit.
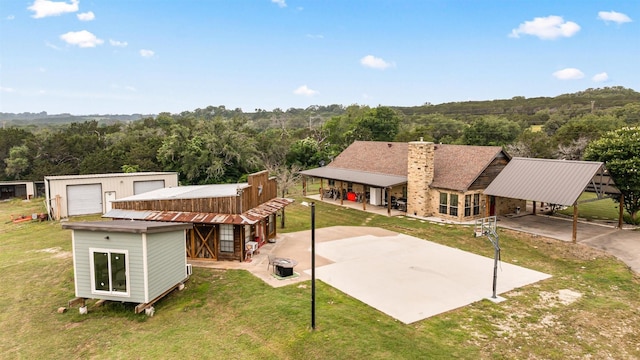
[186,263,193,276]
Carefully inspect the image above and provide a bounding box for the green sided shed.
[62,220,193,314]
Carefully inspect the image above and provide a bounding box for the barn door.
[187,224,217,260]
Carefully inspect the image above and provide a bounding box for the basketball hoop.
[474,216,502,301]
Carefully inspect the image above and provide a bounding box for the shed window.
[90,248,129,296]
[449,194,459,216]
[439,192,447,214]
[220,224,234,253]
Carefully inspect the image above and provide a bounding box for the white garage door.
[134,180,165,195]
[67,184,102,216]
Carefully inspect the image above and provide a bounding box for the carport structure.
[484,158,621,243]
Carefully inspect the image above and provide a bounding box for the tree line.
[1,87,638,222]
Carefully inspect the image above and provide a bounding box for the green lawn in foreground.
[1,195,639,359]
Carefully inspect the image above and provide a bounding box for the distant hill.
[392,86,640,121]
[0,112,150,127]
[2,86,638,128]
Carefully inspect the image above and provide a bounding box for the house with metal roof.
[300,140,511,222]
[104,171,294,262]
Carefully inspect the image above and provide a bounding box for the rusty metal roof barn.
[484,157,618,206]
[104,198,293,225]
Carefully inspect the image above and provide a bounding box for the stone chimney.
[406,138,435,217]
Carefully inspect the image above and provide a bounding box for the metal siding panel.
[146,230,187,300]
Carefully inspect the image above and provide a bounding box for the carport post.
[618,194,624,229]
[572,203,578,244]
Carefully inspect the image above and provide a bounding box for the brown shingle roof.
[431,144,505,191]
[324,141,505,191]
[328,141,408,176]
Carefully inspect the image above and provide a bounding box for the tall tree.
[463,116,521,146]
[584,127,640,224]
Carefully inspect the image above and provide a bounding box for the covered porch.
[300,167,408,217]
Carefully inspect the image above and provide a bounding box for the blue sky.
[0,0,637,115]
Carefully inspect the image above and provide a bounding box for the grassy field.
[1,194,639,359]
[557,192,627,223]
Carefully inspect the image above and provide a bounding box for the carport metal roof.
[300,167,407,188]
[484,157,618,206]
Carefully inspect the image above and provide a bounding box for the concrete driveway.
[497,215,640,273]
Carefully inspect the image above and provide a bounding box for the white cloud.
[139,49,155,57]
[552,68,585,80]
[0,86,16,93]
[509,15,580,40]
[60,30,103,47]
[6,15,15,20]
[293,85,318,96]
[592,72,609,82]
[109,39,128,47]
[306,34,324,39]
[360,55,394,70]
[28,0,79,19]
[272,0,286,8]
[77,11,95,21]
[45,41,62,50]
[598,11,632,24]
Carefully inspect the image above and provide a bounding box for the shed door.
[67,184,103,216]
[134,180,165,195]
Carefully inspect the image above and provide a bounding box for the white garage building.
[45,172,179,219]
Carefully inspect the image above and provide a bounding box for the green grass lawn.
[1,195,639,359]
[557,192,627,222]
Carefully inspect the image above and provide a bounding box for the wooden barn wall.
[112,171,279,215]
[469,155,510,191]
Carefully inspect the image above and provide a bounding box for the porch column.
[362,185,366,211]
[320,178,324,200]
[340,181,344,205]
[387,187,391,216]
[302,176,307,196]
[532,201,537,215]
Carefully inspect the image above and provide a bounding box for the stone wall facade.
[406,140,435,217]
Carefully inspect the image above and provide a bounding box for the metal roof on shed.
[484,158,608,206]
[112,183,251,201]
[103,197,294,225]
[300,167,408,188]
[44,171,177,181]
[61,220,193,233]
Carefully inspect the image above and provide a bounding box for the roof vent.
[388,143,392,148]
[420,137,423,142]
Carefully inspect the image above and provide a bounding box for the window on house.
[473,194,481,215]
[328,179,335,186]
[347,182,353,192]
[90,248,129,295]
[439,192,448,214]
[465,194,472,217]
[449,194,459,216]
[220,224,234,253]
